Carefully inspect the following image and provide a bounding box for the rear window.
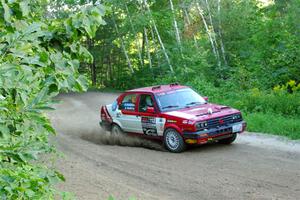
[120,94,137,111]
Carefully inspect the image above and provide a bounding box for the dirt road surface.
[49,92,300,200]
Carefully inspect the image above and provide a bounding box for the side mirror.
[203,96,209,102]
[146,106,155,113]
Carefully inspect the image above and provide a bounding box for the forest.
[78,0,299,139]
[0,0,299,199]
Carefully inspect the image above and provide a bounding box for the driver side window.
[138,94,154,112]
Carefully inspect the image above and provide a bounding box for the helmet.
[145,96,153,106]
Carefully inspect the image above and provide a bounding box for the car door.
[117,93,142,133]
[138,94,166,136]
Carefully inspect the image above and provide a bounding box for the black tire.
[164,128,186,153]
[218,133,237,144]
[111,124,124,136]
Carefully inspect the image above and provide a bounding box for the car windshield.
[155,88,206,112]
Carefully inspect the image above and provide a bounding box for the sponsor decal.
[141,116,158,136]
[122,102,135,111]
[156,118,166,134]
[167,119,177,123]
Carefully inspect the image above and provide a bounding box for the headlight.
[232,114,242,120]
[195,121,208,129]
[182,120,195,124]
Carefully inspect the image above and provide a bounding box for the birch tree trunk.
[124,4,144,68]
[149,24,161,69]
[195,1,221,66]
[112,13,134,73]
[217,0,228,66]
[203,0,221,67]
[169,0,181,45]
[143,0,174,73]
[183,5,198,49]
[169,0,187,71]
[204,0,217,44]
[144,27,152,69]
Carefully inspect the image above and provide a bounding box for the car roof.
[126,83,189,94]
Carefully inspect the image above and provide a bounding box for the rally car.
[100,83,246,152]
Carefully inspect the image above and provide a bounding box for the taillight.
[100,106,105,120]
[100,106,112,122]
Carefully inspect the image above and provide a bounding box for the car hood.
[165,103,240,121]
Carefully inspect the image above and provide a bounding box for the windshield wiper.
[185,101,202,107]
[162,105,179,109]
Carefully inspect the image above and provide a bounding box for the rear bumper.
[183,121,247,144]
[99,120,111,131]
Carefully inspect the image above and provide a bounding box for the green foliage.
[273,80,300,93]
[81,0,300,139]
[210,89,300,117]
[245,113,300,140]
[0,0,105,199]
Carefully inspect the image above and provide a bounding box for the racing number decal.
[141,117,157,136]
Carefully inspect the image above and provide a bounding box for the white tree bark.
[144,27,152,69]
[203,0,221,67]
[169,0,181,45]
[196,1,220,66]
[143,0,174,73]
[112,14,134,73]
[217,0,228,65]
[169,0,186,71]
[183,5,198,49]
[149,24,161,68]
[124,3,144,68]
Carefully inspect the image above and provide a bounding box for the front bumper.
[183,121,247,144]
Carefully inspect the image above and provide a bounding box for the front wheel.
[164,129,186,153]
[218,133,237,144]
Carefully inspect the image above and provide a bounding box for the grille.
[207,114,242,129]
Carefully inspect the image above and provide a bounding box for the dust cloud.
[80,129,166,151]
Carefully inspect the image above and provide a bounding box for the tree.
[0,0,105,198]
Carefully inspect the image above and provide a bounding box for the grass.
[244,113,300,140]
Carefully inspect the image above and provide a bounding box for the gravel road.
[49,92,300,200]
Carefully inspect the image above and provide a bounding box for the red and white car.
[100,83,246,152]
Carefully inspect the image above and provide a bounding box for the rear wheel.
[218,133,237,144]
[164,129,186,153]
[111,124,124,136]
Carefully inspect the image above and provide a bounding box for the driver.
[141,96,153,112]
[145,96,153,107]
